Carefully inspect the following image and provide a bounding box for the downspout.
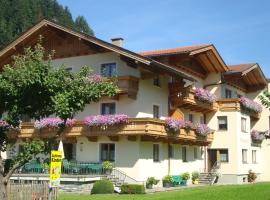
[168,143,171,175]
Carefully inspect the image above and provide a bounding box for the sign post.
[49,151,62,200]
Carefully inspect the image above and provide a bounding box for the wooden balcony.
[116,76,139,99]
[10,118,214,146]
[169,84,218,113]
[218,98,261,120]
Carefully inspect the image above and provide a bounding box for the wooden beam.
[127,135,137,141]
[108,136,119,142]
[87,136,98,142]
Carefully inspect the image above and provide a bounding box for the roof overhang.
[0,19,194,81]
[223,63,267,92]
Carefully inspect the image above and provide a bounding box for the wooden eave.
[223,64,267,92]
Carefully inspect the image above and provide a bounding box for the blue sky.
[59,0,270,77]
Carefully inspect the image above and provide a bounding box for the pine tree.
[75,16,94,35]
[0,0,94,50]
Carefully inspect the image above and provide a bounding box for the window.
[153,144,160,162]
[153,105,160,119]
[220,149,229,162]
[241,118,247,132]
[242,149,248,164]
[100,143,115,162]
[200,115,206,124]
[225,89,232,98]
[218,116,228,130]
[182,147,187,162]
[101,103,116,115]
[168,144,174,159]
[65,67,72,72]
[252,150,257,164]
[153,76,161,87]
[188,114,193,122]
[194,147,198,159]
[101,63,117,78]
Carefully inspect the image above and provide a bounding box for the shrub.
[248,170,257,183]
[102,161,113,170]
[192,171,199,181]
[162,175,173,184]
[120,184,145,194]
[146,177,159,187]
[91,180,114,194]
[181,172,190,180]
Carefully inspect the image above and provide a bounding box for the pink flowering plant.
[195,124,213,137]
[195,88,216,104]
[85,74,103,84]
[251,130,265,143]
[165,118,185,133]
[34,117,75,130]
[0,120,10,130]
[240,97,263,113]
[84,114,129,127]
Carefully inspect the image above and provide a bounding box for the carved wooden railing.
[9,118,214,145]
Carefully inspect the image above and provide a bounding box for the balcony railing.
[218,98,261,120]
[10,118,214,145]
[169,84,218,113]
[117,76,139,99]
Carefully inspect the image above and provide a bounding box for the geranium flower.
[84,114,129,127]
[195,88,216,104]
[34,118,75,129]
[240,97,262,113]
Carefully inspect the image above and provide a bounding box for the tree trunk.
[0,155,8,200]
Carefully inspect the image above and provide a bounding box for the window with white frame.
[252,150,257,164]
[218,116,228,130]
[182,146,187,162]
[225,88,232,98]
[194,147,198,159]
[220,149,229,162]
[100,143,115,162]
[101,63,117,78]
[101,103,116,115]
[168,144,174,159]
[153,105,160,119]
[153,144,160,162]
[242,149,248,164]
[241,117,247,132]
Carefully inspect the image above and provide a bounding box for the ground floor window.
[242,149,248,164]
[153,144,160,162]
[252,150,257,164]
[100,143,115,162]
[168,144,174,159]
[194,147,198,159]
[182,146,187,162]
[220,149,229,162]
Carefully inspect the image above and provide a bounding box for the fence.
[7,180,58,200]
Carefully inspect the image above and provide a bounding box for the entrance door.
[208,149,217,172]
[63,143,74,161]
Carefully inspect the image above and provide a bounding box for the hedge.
[91,180,114,194]
[120,184,145,194]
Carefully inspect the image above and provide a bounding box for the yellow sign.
[49,151,62,187]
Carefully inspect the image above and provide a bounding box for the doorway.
[208,149,217,172]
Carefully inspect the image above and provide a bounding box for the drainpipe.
[168,143,171,175]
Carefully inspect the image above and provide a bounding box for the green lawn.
[59,182,270,200]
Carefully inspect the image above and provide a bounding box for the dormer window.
[101,63,117,78]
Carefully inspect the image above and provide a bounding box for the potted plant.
[42,163,50,174]
[181,172,190,185]
[162,175,172,188]
[248,170,257,183]
[146,177,159,189]
[192,171,199,184]
[102,161,113,175]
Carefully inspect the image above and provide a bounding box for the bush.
[91,180,114,194]
[192,171,199,181]
[162,175,173,184]
[120,184,145,194]
[146,177,159,186]
[248,170,257,183]
[181,172,190,180]
[102,161,113,170]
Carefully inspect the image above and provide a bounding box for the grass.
[59,182,270,200]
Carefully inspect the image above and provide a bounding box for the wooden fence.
[7,180,58,200]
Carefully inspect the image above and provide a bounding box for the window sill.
[242,162,248,164]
